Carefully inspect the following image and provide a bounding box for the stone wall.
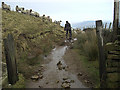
[105,33,120,88]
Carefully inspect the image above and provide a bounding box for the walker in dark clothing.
[64,21,72,40]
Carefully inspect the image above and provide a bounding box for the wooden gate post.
[118,1,120,35]
[96,20,106,88]
[118,1,120,88]
[113,0,119,41]
[3,34,18,85]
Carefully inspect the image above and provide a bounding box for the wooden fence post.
[109,22,112,30]
[105,23,107,30]
[113,0,119,41]
[3,34,18,85]
[96,20,106,88]
[117,28,120,88]
[118,1,120,34]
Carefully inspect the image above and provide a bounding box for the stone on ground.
[61,82,71,88]
[31,75,39,81]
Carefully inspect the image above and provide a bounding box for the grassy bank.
[2,9,65,88]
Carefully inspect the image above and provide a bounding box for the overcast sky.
[1,0,117,25]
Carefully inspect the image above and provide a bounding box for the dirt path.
[26,45,86,88]
[63,49,95,88]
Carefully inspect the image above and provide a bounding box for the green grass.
[74,30,98,61]
[2,9,65,62]
[2,9,65,87]
[75,49,100,88]
[73,29,119,88]
[2,74,25,88]
[73,30,100,87]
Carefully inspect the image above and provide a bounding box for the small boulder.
[46,82,49,84]
[31,75,39,81]
[39,74,43,79]
[63,77,69,80]
[84,80,89,83]
[38,69,41,72]
[61,82,71,88]
[64,79,71,83]
[57,64,63,70]
[57,61,62,66]
[39,86,42,88]
[63,66,65,69]
[78,72,83,76]
[56,80,59,83]
[41,65,44,67]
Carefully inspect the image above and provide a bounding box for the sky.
[0,0,117,26]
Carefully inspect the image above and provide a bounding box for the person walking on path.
[64,21,72,40]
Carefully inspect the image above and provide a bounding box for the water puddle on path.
[26,46,86,88]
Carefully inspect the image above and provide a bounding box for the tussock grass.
[74,30,98,60]
[2,9,65,60]
[73,30,100,87]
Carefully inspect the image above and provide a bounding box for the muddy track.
[26,45,86,88]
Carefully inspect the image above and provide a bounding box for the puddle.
[26,46,86,88]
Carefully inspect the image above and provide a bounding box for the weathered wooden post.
[117,2,120,88]
[102,23,104,29]
[118,1,120,35]
[109,22,112,30]
[105,23,107,30]
[3,34,18,85]
[96,20,106,88]
[113,0,119,41]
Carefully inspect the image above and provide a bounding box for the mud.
[26,46,86,88]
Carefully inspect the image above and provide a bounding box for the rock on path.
[26,46,86,88]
